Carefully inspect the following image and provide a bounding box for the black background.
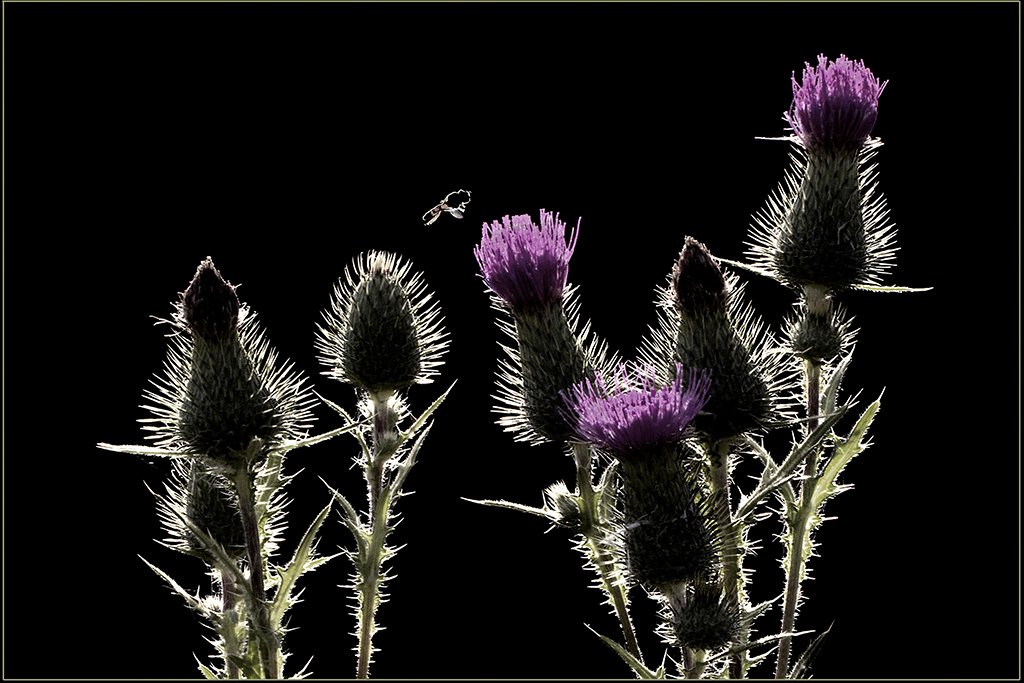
[4,2,1019,681]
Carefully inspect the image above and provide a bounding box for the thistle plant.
[472,54,925,679]
[314,250,452,679]
[732,53,925,677]
[99,253,451,679]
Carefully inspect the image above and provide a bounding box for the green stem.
[709,440,745,679]
[685,648,708,679]
[233,468,278,679]
[572,442,641,662]
[221,568,239,679]
[775,360,821,679]
[356,392,398,679]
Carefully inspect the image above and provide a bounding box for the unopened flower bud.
[317,251,447,400]
[176,259,285,464]
[662,243,777,443]
[672,237,728,318]
[142,257,315,468]
[668,580,741,652]
[543,481,584,532]
[184,459,247,564]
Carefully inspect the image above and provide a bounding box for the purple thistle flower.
[561,362,711,458]
[474,209,580,312]
[784,54,888,152]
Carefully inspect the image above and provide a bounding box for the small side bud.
[543,481,584,532]
[667,581,741,652]
[184,460,247,564]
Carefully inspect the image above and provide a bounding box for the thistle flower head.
[561,362,710,459]
[316,251,447,399]
[473,209,580,313]
[785,53,887,153]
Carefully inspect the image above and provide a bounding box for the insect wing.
[422,206,443,225]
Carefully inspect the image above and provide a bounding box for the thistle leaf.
[704,629,814,664]
[735,406,847,521]
[850,284,932,293]
[269,501,339,631]
[589,626,664,679]
[789,622,833,679]
[322,478,371,555]
[196,659,219,680]
[96,443,182,458]
[461,497,562,523]
[812,396,881,511]
[139,555,208,614]
[397,381,456,447]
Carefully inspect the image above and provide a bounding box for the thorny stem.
[775,360,822,679]
[686,648,708,679]
[221,569,239,679]
[709,440,744,679]
[233,467,278,680]
[572,442,642,663]
[356,392,398,679]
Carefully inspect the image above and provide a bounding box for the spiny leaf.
[397,381,456,447]
[850,284,932,293]
[322,478,371,556]
[704,629,814,665]
[461,497,562,523]
[195,656,220,679]
[589,626,663,679]
[735,406,847,521]
[389,421,432,496]
[812,396,881,511]
[96,443,182,458]
[270,501,338,630]
[139,555,208,615]
[789,622,833,679]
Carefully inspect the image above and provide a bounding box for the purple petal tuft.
[785,54,887,152]
[474,209,580,311]
[561,362,711,456]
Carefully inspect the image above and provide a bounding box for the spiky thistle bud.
[155,458,248,565]
[561,362,719,588]
[475,209,610,445]
[644,239,788,444]
[316,251,447,401]
[785,285,856,364]
[747,54,897,292]
[142,257,316,469]
[666,580,742,652]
